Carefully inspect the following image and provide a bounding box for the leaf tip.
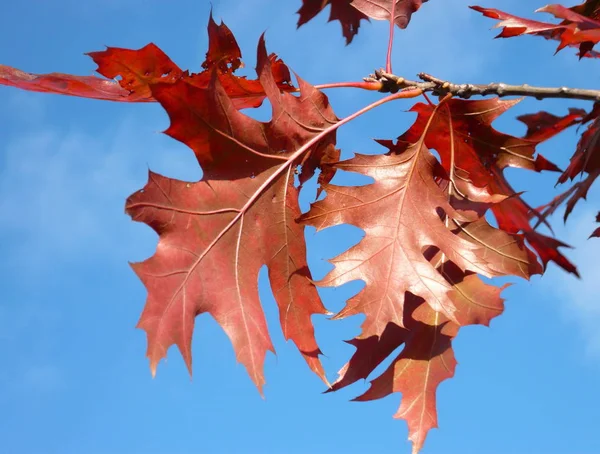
[149,359,158,379]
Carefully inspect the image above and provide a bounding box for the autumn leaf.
[303,93,559,452]
[399,98,556,184]
[126,36,339,392]
[302,99,541,338]
[534,111,600,232]
[0,15,294,108]
[87,43,183,101]
[329,251,517,452]
[0,64,136,101]
[471,4,600,57]
[2,4,597,453]
[351,0,428,29]
[356,301,456,454]
[202,11,243,73]
[558,115,600,183]
[517,108,586,142]
[329,242,519,452]
[571,0,600,20]
[297,0,369,44]
[303,145,469,335]
[394,97,577,275]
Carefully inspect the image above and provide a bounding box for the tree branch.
[366,69,600,102]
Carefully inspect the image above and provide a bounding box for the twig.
[365,69,600,102]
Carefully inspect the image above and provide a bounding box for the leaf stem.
[366,70,600,102]
[313,81,383,91]
[385,3,396,74]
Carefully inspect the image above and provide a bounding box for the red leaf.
[396,97,576,275]
[87,43,183,101]
[329,245,514,451]
[330,264,507,392]
[489,169,579,276]
[539,172,599,224]
[400,98,550,187]
[351,0,428,29]
[302,106,541,339]
[297,0,369,44]
[354,301,458,454]
[0,64,136,102]
[535,113,600,232]
[202,11,243,73]
[559,115,600,182]
[0,16,295,109]
[517,108,586,142]
[571,0,600,21]
[328,322,408,392]
[126,36,339,391]
[1,42,184,103]
[471,4,600,57]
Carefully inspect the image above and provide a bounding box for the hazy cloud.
[543,209,600,357]
[0,100,199,272]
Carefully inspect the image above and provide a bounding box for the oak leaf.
[126,36,338,392]
[517,108,586,142]
[0,15,294,109]
[471,4,600,57]
[396,98,577,275]
[536,111,600,231]
[202,11,243,73]
[331,295,459,454]
[354,301,457,454]
[297,0,369,44]
[302,106,540,337]
[351,0,428,28]
[329,253,518,452]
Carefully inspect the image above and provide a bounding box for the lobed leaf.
[297,0,369,44]
[350,0,429,29]
[310,96,546,452]
[127,36,339,391]
[471,3,600,57]
[0,16,294,108]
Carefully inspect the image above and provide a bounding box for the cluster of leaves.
[2,1,599,453]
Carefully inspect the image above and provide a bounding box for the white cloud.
[0,102,199,272]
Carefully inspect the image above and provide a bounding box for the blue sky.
[1,1,599,453]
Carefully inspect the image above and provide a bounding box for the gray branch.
[366,70,600,102]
